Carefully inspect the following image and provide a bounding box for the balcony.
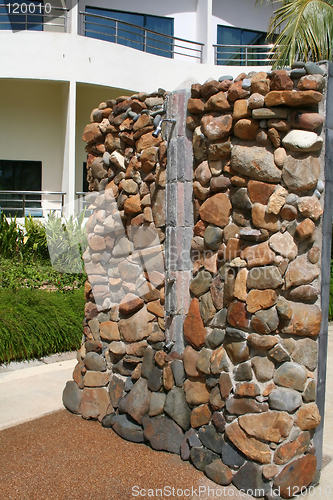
[79,11,204,63]
[0,191,66,218]
[214,43,275,66]
[0,4,67,32]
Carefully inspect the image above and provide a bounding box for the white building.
[0,0,275,217]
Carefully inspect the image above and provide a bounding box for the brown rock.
[274,431,311,465]
[83,123,104,144]
[281,204,298,220]
[99,321,120,341]
[295,218,316,240]
[234,119,259,140]
[201,80,219,100]
[268,127,281,148]
[201,114,233,141]
[246,289,277,313]
[226,397,269,415]
[118,307,154,343]
[84,371,110,387]
[248,92,265,109]
[281,302,322,337]
[274,455,317,499]
[256,129,272,147]
[208,141,232,160]
[136,132,162,153]
[287,284,319,302]
[163,364,174,391]
[184,298,206,349]
[124,194,141,215]
[225,341,250,365]
[193,181,210,200]
[133,113,152,132]
[81,387,110,421]
[248,180,276,205]
[252,203,281,232]
[269,231,298,259]
[262,464,280,480]
[270,70,294,91]
[282,155,320,192]
[265,90,323,107]
[228,81,250,101]
[194,160,212,186]
[269,120,291,132]
[241,241,275,268]
[227,300,251,330]
[290,111,325,131]
[298,74,325,91]
[194,220,207,237]
[210,276,224,310]
[119,294,144,315]
[224,238,242,261]
[295,403,321,430]
[211,346,230,374]
[251,72,271,95]
[210,175,231,192]
[285,254,320,289]
[85,302,99,320]
[205,460,233,486]
[235,381,260,397]
[140,147,158,173]
[184,379,210,406]
[238,411,293,443]
[233,99,251,120]
[199,193,232,228]
[233,268,248,302]
[191,404,212,428]
[225,421,271,464]
[308,245,320,264]
[219,372,233,399]
[247,333,278,350]
[183,346,201,377]
[205,92,231,112]
[209,386,225,411]
[298,196,323,221]
[147,300,164,318]
[187,98,205,114]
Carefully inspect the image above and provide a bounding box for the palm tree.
[258,0,333,68]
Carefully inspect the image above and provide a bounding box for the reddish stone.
[194,220,207,237]
[252,203,281,232]
[190,404,212,428]
[298,196,323,221]
[187,98,205,114]
[235,382,260,397]
[274,455,317,499]
[205,92,231,111]
[199,193,232,228]
[234,119,259,140]
[85,302,99,320]
[184,379,210,406]
[119,294,144,315]
[251,72,271,95]
[298,75,325,91]
[200,80,219,100]
[268,119,291,132]
[227,300,251,330]
[290,111,325,131]
[99,321,120,341]
[136,132,162,153]
[140,147,158,172]
[281,204,298,220]
[82,123,104,144]
[163,364,174,391]
[274,431,311,465]
[88,235,106,252]
[270,70,294,91]
[225,342,250,365]
[295,403,321,430]
[247,334,278,350]
[210,175,231,193]
[219,372,233,399]
[248,180,276,205]
[265,90,323,107]
[225,421,271,464]
[147,300,164,318]
[246,289,277,313]
[183,299,206,350]
[227,81,250,102]
[281,302,322,337]
[233,99,251,120]
[238,411,293,443]
[81,387,110,421]
[295,218,316,240]
[268,127,281,148]
[201,114,233,141]
[224,237,242,261]
[241,241,275,268]
[124,194,141,215]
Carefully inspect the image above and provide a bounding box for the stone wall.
[63,63,331,499]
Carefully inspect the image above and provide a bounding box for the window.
[0,0,43,31]
[84,7,174,58]
[216,25,267,66]
[0,160,42,216]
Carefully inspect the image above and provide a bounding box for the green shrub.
[0,287,84,363]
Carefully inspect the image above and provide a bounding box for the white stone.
[269,231,298,260]
[110,151,126,170]
[282,130,323,152]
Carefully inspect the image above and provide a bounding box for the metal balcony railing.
[0,5,68,32]
[0,191,66,217]
[79,12,204,62]
[214,44,275,66]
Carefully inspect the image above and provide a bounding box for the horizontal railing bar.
[0,5,67,11]
[213,43,274,48]
[0,190,66,195]
[80,12,204,46]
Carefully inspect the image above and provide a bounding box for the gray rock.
[204,226,223,250]
[212,411,226,433]
[239,227,269,242]
[164,387,191,431]
[149,392,166,417]
[190,270,213,297]
[112,235,134,258]
[231,145,282,183]
[206,328,225,349]
[291,68,307,79]
[110,414,145,443]
[231,188,252,210]
[268,344,291,363]
[180,439,190,461]
[219,75,234,81]
[269,387,303,412]
[226,327,248,341]
[198,424,224,454]
[62,381,82,414]
[242,79,252,90]
[292,338,318,371]
[187,430,202,447]
[125,377,134,392]
[148,366,163,392]
[210,309,227,328]
[303,379,316,403]
[108,374,125,408]
[282,155,320,193]
[222,437,246,468]
[190,447,220,471]
[247,266,284,290]
[226,397,269,415]
[233,461,271,497]
[126,378,151,424]
[233,362,252,381]
[282,130,323,152]
[251,356,275,382]
[285,193,299,206]
[84,352,106,372]
[142,415,184,454]
[252,107,288,119]
[252,307,279,334]
[171,360,186,386]
[141,346,155,379]
[196,348,213,374]
[292,61,305,68]
[199,292,217,325]
[305,61,325,75]
[274,362,308,392]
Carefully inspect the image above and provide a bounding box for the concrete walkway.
[1,329,333,498]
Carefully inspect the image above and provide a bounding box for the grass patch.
[0,287,84,363]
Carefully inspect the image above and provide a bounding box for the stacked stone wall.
[63,62,331,499]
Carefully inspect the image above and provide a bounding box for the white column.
[62,80,76,217]
[69,0,79,35]
[196,0,214,65]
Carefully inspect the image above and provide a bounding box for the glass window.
[0,160,42,217]
[216,25,267,66]
[0,0,43,31]
[84,7,174,58]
